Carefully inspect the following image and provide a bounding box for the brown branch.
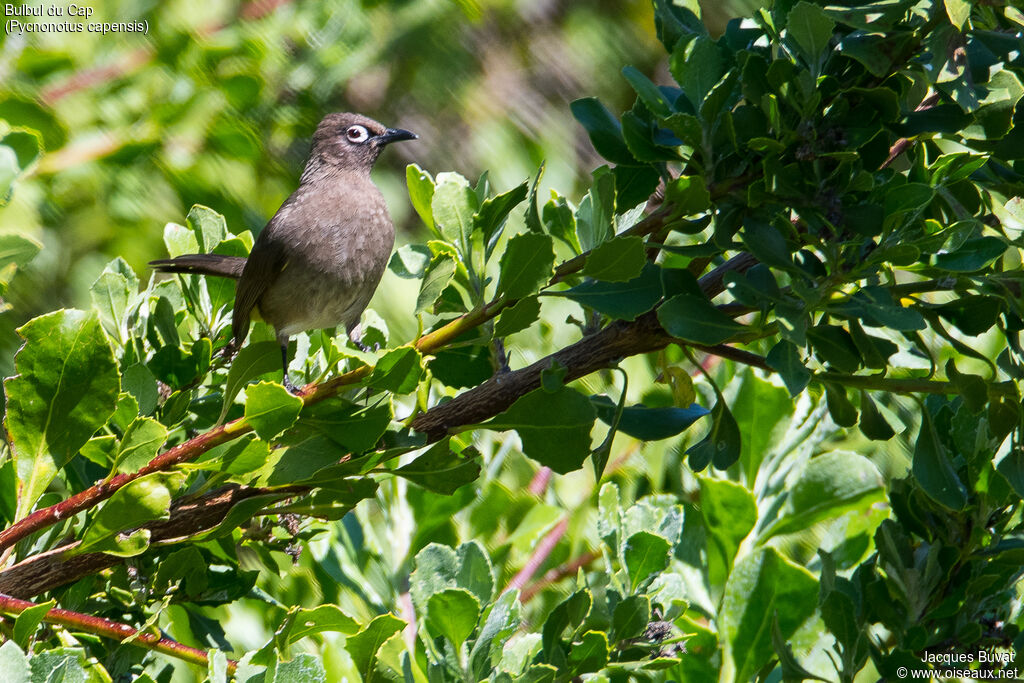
[0,484,303,599]
[411,253,759,441]
[0,592,236,673]
[505,517,569,598]
[520,549,602,603]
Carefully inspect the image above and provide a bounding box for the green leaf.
[280,605,360,646]
[568,631,609,675]
[112,417,168,474]
[12,599,54,648]
[699,477,757,589]
[670,35,725,111]
[345,613,405,680]
[0,233,41,300]
[243,381,303,442]
[0,641,30,683]
[368,347,424,394]
[570,98,635,165]
[556,262,664,320]
[186,204,227,252]
[933,236,1006,272]
[498,232,555,299]
[686,398,741,471]
[945,0,971,28]
[411,543,459,612]
[663,175,711,215]
[591,395,708,440]
[90,269,133,343]
[934,295,1002,336]
[763,451,885,539]
[468,589,520,678]
[913,409,968,509]
[657,293,747,345]
[611,594,650,641]
[721,548,819,682]
[123,363,159,416]
[765,340,810,396]
[494,296,541,337]
[476,181,529,248]
[622,66,673,118]
[575,167,616,251]
[946,359,988,413]
[786,2,835,62]
[220,341,283,422]
[395,439,480,494]
[824,383,859,428]
[432,172,478,249]
[416,251,457,313]
[78,473,176,556]
[581,235,647,282]
[859,391,896,441]
[289,397,393,453]
[624,531,672,591]
[4,310,119,519]
[388,244,432,279]
[407,164,436,229]
[806,324,862,373]
[543,191,580,253]
[426,588,481,649]
[456,541,495,604]
[486,386,596,474]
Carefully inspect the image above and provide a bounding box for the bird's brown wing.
[231,230,288,349]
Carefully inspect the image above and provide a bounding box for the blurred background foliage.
[0,0,758,378]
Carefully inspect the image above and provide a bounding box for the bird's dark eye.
[345,125,370,143]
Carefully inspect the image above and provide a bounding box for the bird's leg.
[279,336,299,394]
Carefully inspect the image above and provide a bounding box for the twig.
[0,592,236,673]
[505,518,569,598]
[520,549,602,603]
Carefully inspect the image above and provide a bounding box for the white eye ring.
[345,125,369,143]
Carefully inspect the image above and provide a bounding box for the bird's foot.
[282,375,301,395]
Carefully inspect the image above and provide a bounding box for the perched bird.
[151,112,417,391]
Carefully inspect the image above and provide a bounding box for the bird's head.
[309,112,417,173]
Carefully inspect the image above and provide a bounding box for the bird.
[151,112,417,392]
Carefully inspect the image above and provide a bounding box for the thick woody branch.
[0,485,303,599]
[412,253,759,440]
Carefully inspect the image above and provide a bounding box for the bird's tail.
[150,254,246,279]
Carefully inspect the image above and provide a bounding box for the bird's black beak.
[376,128,418,145]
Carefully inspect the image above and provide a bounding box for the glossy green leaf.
[12,599,54,648]
[764,451,885,539]
[243,381,303,442]
[687,397,741,471]
[345,614,405,681]
[112,417,168,474]
[498,232,555,299]
[475,181,528,247]
[426,588,480,649]
[933,236,1007,272]
[591,395,708,440]
[575,167,616,251]
[368,347,424,394]
[220,340,283,422]
[611,594,650,641]
[494,296,541,337]
[486,385,595,473]
[556,262,664,320]
[432,171,478,248]
[568,631,609,675]
[78,473,176,556]
[658,293,746,344]
[721,548,818,682]
[859,391,896,441]
[4,310,119,519]
[416,251,457,313]
[624,531,672,590]
[396,439,480,494]
[766,340,810,396]
[699,477,757,589]
[787,2,835,62]
[807,324,862,373]
[581,235,646,282]
[570,98,635,165]
[407,164,436,229]
[913,409,968,509]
